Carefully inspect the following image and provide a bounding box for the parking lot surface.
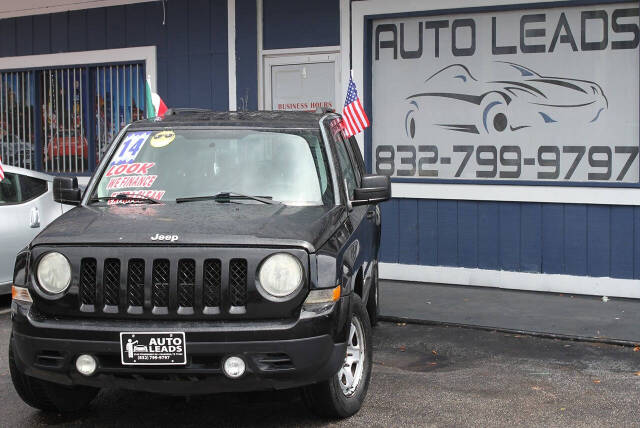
[1,295,639,427]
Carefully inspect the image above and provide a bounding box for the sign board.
[371,3,639,184]
[270,62,335,112]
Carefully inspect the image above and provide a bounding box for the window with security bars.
[0,62,146,174]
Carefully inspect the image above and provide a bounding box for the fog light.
[75,354,97,376]
[223,356,246,378]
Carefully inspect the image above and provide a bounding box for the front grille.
[152,259,170,308]
[127,259,145,307]
[229,259,247,307]
[103,259,121,306]
[79,258,97,305]
[68,248,306,318]
[203,259,221,307]
[177,259,195,308]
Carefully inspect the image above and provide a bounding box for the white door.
[264,53,340,112]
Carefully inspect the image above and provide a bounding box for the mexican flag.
[145,76,168,118]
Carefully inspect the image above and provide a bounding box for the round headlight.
[37,252,71,294]
[258,253,303,298]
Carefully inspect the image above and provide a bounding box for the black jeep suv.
[9,110,390,417]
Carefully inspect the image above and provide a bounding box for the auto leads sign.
[371,3,639,183]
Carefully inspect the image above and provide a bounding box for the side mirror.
[53,176,82,205]
[351,174,391,207]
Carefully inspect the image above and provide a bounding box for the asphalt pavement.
[1,295,639,427]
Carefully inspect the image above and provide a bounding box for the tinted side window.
[20,175,48,201]
[334,135,359,199]
[0,172,21,204]
[347,136,366,177]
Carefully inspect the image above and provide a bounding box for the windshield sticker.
[107,175,158,190]
[105,162,155,177]
[150,130,176,148]
[110,131,152,166]
[108,190,166,205]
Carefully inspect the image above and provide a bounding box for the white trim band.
[379,262,640,299]
[0,46,157,92]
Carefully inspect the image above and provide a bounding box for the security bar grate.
[0,71,35,169]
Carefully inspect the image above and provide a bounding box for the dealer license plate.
[120,332,186,365]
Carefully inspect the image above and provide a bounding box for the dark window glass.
[20,175,48,201]
[0,172,21,204]
[334,134,359,199]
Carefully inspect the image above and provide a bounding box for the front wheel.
[303,295,373,418]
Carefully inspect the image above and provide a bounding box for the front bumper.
[11,296,350,394]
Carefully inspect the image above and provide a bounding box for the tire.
[303,295,373,418]
[366,263,379,327]
[9,338,99,413]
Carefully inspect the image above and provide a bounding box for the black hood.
[32,202,346,252]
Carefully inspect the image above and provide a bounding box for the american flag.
[0,157,4,182]
[342,75,369,137]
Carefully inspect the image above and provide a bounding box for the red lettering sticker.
[105,162,155,177]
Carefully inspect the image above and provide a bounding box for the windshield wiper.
[175,192,278,204]
[89,194,161,204]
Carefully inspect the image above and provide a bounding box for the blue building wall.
[262,0,340,50]
[0,0,229,111]
[380,199,640,281]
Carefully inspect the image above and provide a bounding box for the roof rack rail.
[164,108,214,116]
[315,107,336,114]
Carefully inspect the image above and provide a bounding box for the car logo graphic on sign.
[151,233,179,242]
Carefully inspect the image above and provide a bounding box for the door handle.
[30,207,40,228]
[366,210,376,219]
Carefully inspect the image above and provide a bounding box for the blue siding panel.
[610,206,634,279]
[68,10,88,52]
[86,8,107,51]
[211,0,228,54]
[379,200,399,263]
[398,200,418,265]
[635,207,640,279]
[437,201,458,267]
[417,200,437,266]
[587,205,610,277]
[541,204,564,274]
[520,203,542,272]
[50,13,68,53]
[0,18,16,57]
[33,14,51,54]
[189,54,213,109]
[499,203,520,271]
[457,201,478,268]
[478,202,499,270]
[15,16,33,56]
[212,53,229,110]
[188,0,211,54]
[125,4,147,47]
[144,2,166,57]
[564,204,588,276]
[167,1,188,55]
[105,6,126,49]
[263,0,340,50]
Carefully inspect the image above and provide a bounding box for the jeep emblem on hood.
[151,234,179,242]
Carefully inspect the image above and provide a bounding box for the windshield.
[91,128,334,206]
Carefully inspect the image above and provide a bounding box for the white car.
[0,166,71,295]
